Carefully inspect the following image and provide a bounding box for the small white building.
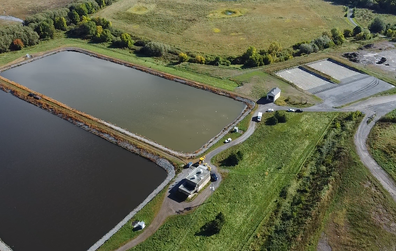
[179,165,211,197]
[267,87,281,102]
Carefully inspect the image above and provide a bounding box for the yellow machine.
[199,156,206,164]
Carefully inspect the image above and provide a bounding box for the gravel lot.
[276,67,332,90]
[315,76,394,107]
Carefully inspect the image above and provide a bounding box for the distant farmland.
[0,0,73,20]
[95,0,350,56]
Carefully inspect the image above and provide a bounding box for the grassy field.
[127,112,335,250]
[368,109,396,182]
[95,0,349,56]
[318,134,396,250]
[242,112,396,250]
[0,0,73,20]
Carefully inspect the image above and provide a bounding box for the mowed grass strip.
[95,0,349,56]
[131,113,335,250]
[368,109,396,182]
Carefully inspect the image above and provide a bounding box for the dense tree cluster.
[140,41,170,57]
[0,25,39,53]
[0,0,116,54]
[266,111,287,125]
[369,17,386,33]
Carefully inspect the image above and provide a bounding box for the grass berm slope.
[127,112,335,250]
[369,109,396,182]
[319,118,396,250]
[95,0,349,56]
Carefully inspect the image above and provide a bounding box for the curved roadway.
[115,95,396,251]
[347,8,359,27]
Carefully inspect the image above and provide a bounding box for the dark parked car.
[210,172,218,181]
[295,109,303,113]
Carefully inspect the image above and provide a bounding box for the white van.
[257,112,263,122]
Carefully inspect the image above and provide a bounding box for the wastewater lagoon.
[0,51,245,152]
[0,90,167,250]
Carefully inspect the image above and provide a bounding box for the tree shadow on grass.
[195,212,225,237]
[195,222,218,237]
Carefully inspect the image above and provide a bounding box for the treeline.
[0,25,40,52]
[335,0,396,15]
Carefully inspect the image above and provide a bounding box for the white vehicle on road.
[267,108,274,112]
[287,108,295,112]
[257,112,263,122]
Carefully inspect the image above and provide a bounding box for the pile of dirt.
[342,52,360,62]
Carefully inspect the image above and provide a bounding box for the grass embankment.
[200,109,255,157]
[95,0,348,56]
[248,112,396,250]
[125,113,335,250]
[317,119,396,250]
[249,112,359,249]
[98,188,167,251]
[368,109,396,182]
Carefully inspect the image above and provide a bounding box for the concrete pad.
[308,60,361,81]
[315,76,394,107]
[276,67,333,90]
